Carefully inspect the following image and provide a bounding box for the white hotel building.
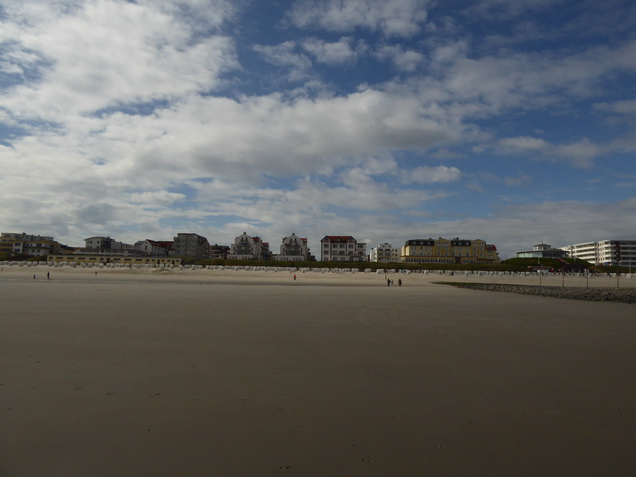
[369,243,399,263]
[562,240,636,267]
[274,233,311,261]
[321,235,367,262]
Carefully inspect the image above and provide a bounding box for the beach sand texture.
[2,267,635,476]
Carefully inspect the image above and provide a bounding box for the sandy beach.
[1,266,635,476]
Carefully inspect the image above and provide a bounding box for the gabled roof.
[322,235,354,242]
[152,240,174,249]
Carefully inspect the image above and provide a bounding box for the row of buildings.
[516,241,636,267]
[2,231,500,264]
[2,231,634,266]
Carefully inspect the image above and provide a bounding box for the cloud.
[1,0,634,257]
[128,191,187,206]
[252,41,314,82]
[289,0,430,37]
[423,38,636,118]
[1,0,238,122]
[374,44,425,72]
[76,203,117,225]
[400,166,461,184]
[498,136,603,168]
[94,88,460,186]
[503,173,532,186]
[594,100,636,115]
[301,37,362,65]
[463,0,571,21]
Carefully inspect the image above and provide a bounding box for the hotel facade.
[401,237,500,264]
[321,236,368,262]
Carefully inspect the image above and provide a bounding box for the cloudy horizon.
[1,0,635,258]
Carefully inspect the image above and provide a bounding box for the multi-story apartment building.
[0,232,61,257]
[320,236,367,262]
[170,233,211,259]
[274,233,311,261]
[227,232,269,260]
[369,243,399,263]
[401,237,500,264]
[562,240,636,267]
[210,244,230,260]
[81,236,141,256]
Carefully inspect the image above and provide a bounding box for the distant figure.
[47,272,50,280]
[387,278,391,287]
[398,279,402,287]
[293,274,296,280]
[34,274,36,280]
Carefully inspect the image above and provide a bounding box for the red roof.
[323,235,354,243]
[146,240,173,249]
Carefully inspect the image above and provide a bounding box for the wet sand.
[1,268,635,476]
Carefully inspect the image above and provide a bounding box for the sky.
[1,0,635,259]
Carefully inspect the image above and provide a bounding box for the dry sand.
[1,267,635,476]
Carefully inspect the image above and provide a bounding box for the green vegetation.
[501,257,589,270]
[0,253,629,273]
[190,257,560,272]
[0,253,48,262]
[192,256,633,273]
[594,264,634,274]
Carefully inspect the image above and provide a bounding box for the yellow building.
[0,234,15,255]
[401,237,500,264]
[1,232,61,256]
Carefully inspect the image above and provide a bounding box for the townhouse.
[320,236,367,262]
[228,232,270,260]
[274,233,311,261]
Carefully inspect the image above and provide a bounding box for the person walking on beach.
[387,278,391,287]
[398,278,402,287]
[47,272,50,280]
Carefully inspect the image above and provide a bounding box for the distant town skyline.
[1,0,635,259]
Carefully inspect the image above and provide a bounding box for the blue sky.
[1,0,635,258]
